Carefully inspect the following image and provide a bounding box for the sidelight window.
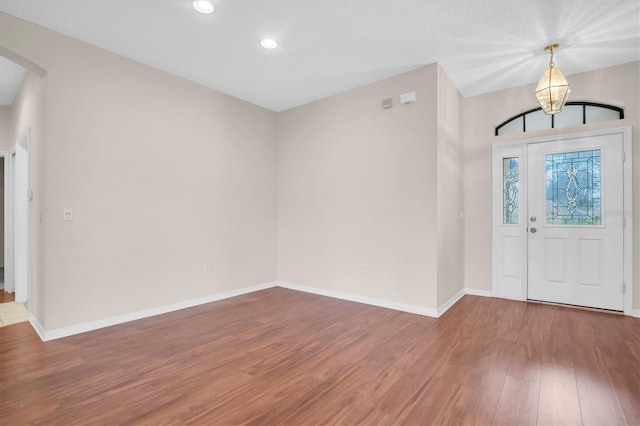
[503,157,519,224]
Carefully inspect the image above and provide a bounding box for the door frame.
[492,126,633,316]
[14,128,30,303]
[0,150,9,293]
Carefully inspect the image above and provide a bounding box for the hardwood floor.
[0,289,15,303]
[0,287,638,425]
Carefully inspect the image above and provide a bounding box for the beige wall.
[0,12,278,329]
[1,11,637,332]
[436,66,464,306]
[463,61,640,309]
[278,64,466,312]
[278,65,442,310]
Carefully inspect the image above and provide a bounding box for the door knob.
[530,227,537,233]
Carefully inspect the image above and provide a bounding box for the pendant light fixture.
[535,43,571,115]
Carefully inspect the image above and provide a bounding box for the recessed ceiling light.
[260,39,278,49]
[193,0,214,14]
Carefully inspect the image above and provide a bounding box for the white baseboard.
[437,288,466,317]
[31,282,278,342]
[278,281,440,317]
[26,278,638,343]
[28,312,47,341]
[464,288,493,297]
[27,281,505,342]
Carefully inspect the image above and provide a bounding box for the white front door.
[526,133,624,310]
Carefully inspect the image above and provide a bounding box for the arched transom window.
[495,102,624,136]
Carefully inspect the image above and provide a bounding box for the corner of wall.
[435,65,465,307]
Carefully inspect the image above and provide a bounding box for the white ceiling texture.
[0,0,638,111]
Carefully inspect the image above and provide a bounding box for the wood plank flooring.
[0,290,15,303]
[0,287,638,425]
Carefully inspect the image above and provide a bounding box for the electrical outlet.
[204,264,210,274]
[362,264,368,273]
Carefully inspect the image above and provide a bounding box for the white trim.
[0,151,9,275]
[621,127,633,316]
[28,312,46,341]
[278,281,439,317]
[14,128,30,304]
[5,148,15,294]
[30,282,277,341]
[491,144,527,301]
[29,282,489,341]
[437,289,465,317]
[464,288,493,297]
[27,276,637,342]
[492,126,634,316]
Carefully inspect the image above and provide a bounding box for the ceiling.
[0,55,27,105]
[0,0,638,111]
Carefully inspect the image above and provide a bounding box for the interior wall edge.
[436,287,465,317]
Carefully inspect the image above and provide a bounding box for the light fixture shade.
[535,66,571,115]
[260,39,278,49]
[193,0,214,14]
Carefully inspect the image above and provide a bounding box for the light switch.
[63,208,73,221]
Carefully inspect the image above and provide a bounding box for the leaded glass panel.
[503,157,519,224]
[545,150,601,225]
